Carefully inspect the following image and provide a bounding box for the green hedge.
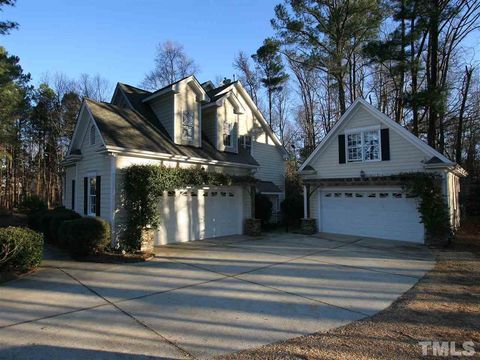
[28,207,80,245]
[60,217,111,258]
[0,227,43,273]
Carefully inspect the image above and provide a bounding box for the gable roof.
[83,97,259,167]
[299,98,457,171]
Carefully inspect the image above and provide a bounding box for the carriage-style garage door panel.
[156,187,243,245]
[320,189,424,243]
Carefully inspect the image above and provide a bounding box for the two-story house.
[299,98,466,244]
[62,76,287,245]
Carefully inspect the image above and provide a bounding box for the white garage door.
[156,187,243,245]
[319,189,424,243]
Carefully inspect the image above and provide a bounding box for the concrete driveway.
[0,233,434,359]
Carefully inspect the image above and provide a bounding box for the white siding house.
[299,99,466,244]
[62,76,287,245]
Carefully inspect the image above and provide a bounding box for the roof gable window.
[346,127,380,162]
[223,121,233,148]
[90,125,96,145]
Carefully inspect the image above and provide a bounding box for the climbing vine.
[401,172,452,243]
[122,164,256,251]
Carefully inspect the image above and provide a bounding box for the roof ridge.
[119,82,151,94]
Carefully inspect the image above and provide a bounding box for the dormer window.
[223,121,233,148]
[240,135,252,152]
[182,111,194,144]
[90,125,96,145]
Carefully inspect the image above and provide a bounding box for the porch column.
[303,185,308,218]
[250,185,256,218]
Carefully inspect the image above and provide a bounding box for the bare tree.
[77,73,111,101]
[233,51,261,105]
[141,41,199,90]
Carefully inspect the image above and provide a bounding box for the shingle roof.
[206,81,238,103]
[85,88,259,167]
[256,181,282,193]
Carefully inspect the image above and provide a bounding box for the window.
[90,125,96,145]
[240,135,252,152]
[347,133,363,162]
[88,176,96,215]
[223,121,233,147]
[345,192,353,198]
[346,128,381,162]
[379,193,389,198]
[182,111,194,143]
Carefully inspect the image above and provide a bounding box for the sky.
[2,0,279,94]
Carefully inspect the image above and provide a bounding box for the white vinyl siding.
[74,115,111,221]
[201,107,217,145]
[251,140,285,193]
[174,82,201,147]
[309,106,430,178]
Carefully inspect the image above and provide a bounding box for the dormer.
[202,88,245,153]
[142,76,209,148]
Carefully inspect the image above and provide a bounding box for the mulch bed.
[82,251,155,263]
[215,219,480,360]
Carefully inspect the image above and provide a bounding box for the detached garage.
[318,188,424,243]
[299,99,467,244]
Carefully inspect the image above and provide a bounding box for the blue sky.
[3,0,279,91]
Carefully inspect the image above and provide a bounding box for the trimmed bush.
[48,210,81,246]
[0,227,43,273]
[27,209,48,231]
[18,195,47,214]
[60,217,111,258]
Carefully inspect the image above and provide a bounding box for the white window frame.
[223,121,234,149]
[182,110,195,144]
[345,126,382,163]
[90,125,96,145]
[87,174,97,216]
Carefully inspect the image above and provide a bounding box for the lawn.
[216,217,480,360]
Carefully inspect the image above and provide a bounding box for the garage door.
[156,187,243,245]
[319,189,424,243]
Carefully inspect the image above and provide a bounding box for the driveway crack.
[57,267,196,360]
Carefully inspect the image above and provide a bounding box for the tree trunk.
[455,66,473,164]
[427,1,440,149]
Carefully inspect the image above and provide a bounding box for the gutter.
[102,146,259,169]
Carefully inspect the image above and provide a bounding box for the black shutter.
[71,180,75,210]
[96,176,101,217]
[83,177,88,215]
[381,128,390,161]
[338,134,346,164]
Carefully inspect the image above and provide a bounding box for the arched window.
[90,125,96,145]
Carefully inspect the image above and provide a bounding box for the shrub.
[49,210,81,246]
[60,217,111,258]
[281,194,303,227]
[27,209,48,232]
[0,227,43,273]
[18,195,47,214]
[255,194,272,225]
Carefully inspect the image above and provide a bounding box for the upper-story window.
[182,111,194,144]
[346,128,380,162]
[223,121,233,148]
[90,125,96,145]
[239,135,252,152]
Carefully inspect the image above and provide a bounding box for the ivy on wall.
[122,164,256,251]
[401,172,451,243]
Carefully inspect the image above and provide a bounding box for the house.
[62,76,287,245]
[299,98,467,244]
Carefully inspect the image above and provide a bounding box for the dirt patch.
[216,225,480,359]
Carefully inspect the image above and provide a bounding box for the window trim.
[345,126,382,163]
[87,174,97,216]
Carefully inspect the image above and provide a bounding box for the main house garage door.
[155,187,243,245]
[319,189,424,243]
